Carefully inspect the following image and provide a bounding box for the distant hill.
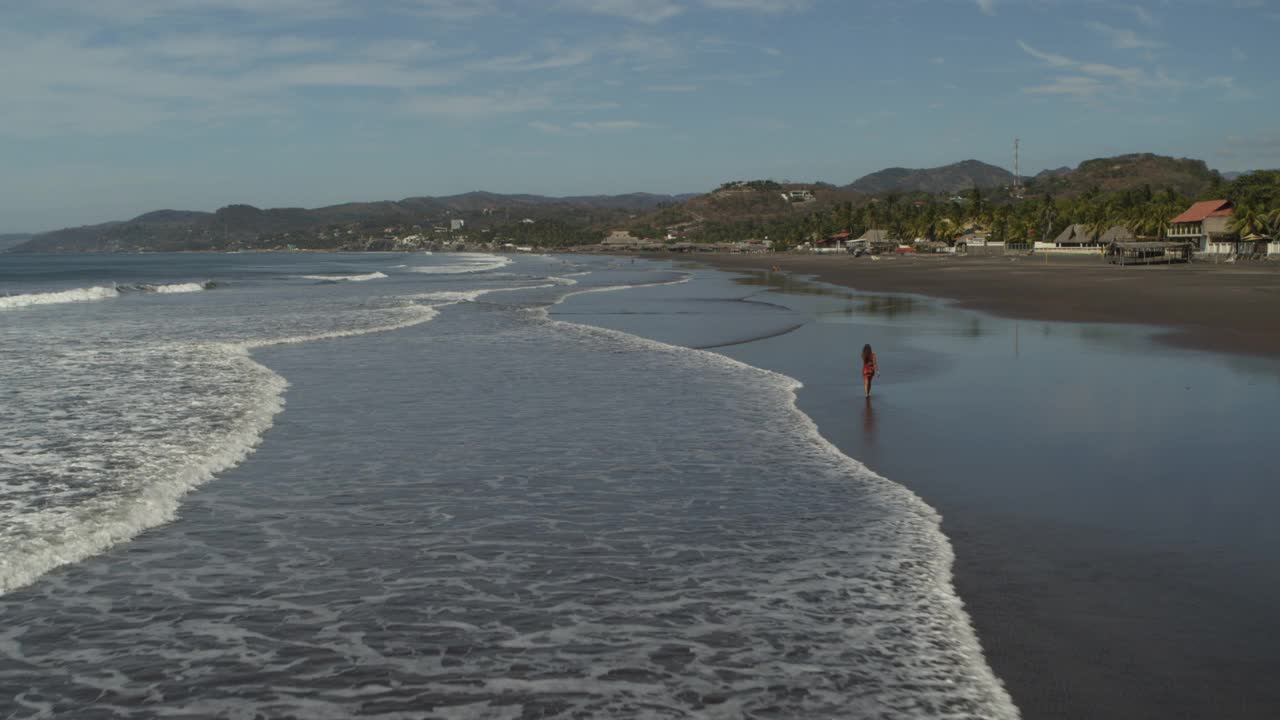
[0,233,32,252]
[845,160,1014,194]
[1023,153,1219,198]
[9,192,692,253]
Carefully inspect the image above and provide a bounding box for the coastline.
[672,253,1280,719]
[682,251,1280,358]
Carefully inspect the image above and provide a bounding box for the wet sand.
[668,254,1280,719]
[692,252,1280,358]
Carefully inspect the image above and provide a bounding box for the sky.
[2,0,1277,232]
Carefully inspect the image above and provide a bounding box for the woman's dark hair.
[861,344,874,364]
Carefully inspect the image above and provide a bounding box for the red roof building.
[1168,199,1234,253]
[1170,199,1233,224]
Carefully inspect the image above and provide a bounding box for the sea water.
[0,252,1016,718]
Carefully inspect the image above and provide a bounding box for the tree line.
[662,170,1280,250]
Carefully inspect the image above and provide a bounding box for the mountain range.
[3,154,1240,254]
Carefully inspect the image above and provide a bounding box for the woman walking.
[861,344,878,397]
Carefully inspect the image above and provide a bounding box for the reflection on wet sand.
[862,396,876,444]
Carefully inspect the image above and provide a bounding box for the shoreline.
[670,254,1280,719]
[678,251,1280,359]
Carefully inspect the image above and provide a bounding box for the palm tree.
[1037,193,1057,243]
[1229,202,1271,238]
[991,206,1011,245]
[1079,194,1113,243]
[966,186,988,228]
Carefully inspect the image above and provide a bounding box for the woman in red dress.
[861,344,878,397]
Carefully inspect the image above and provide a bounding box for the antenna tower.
[1013,137,1022,198]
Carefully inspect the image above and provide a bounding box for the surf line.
[526,273,1019,719]
[0,296,453,597]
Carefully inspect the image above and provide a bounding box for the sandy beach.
[680,251,1280,719]
[693,251,1280,358]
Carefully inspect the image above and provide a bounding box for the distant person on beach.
[861,344,878,397]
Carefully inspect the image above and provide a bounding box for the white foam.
[300,272,388,282]
[0,285,119,310]
[148,282,209,294]
[0,346,286,596]
[0,297,446,597]
[534,278,1019,719]
[407,253,513,275]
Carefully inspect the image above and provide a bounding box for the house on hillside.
[780,189,815,203]
[1167,199,1234,254]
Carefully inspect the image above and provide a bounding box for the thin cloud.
[1024,76,1104,98]
[700,0,812,12]
[646,84,699,92]
[0,27,460,137]
[407,93,552,116]
[555,0,684,23]
[1016,39,1184,100]
[473,49,595,72]
[1205,76,1257,100]
[571,120,658,130]
[976,0,996,16]
[1087,22,1163,50]
[40,0,355,23]
[1017,40,1072,67]
[407,0,501,19]
[530,119,659,133]
[1124,4,1156,27]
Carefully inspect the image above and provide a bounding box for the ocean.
[0,251,1016,719]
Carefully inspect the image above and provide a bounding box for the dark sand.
[696,251,1280,358]
[682,252,1280,719]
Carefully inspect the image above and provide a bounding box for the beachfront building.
[1099,226,1136,244]
[814,231,853,252]
[854,228,900,254]
[1167,199,1234,254]
[1050,224,1100,247]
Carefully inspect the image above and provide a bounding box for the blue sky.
[3,0,1277,232]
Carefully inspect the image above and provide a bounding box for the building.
[1098,226,1135,244]
[856,228,900,253]
[1167,199,1233,253]
[450,219,466,231]
[780,189,815,202]
[816,231,852,250]
[1051,224,1099,247]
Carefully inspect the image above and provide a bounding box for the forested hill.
[7,192,695,254]
[1024,153,1221,198]
[845,160,1014,194]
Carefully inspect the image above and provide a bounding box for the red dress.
[862,353,877,379]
